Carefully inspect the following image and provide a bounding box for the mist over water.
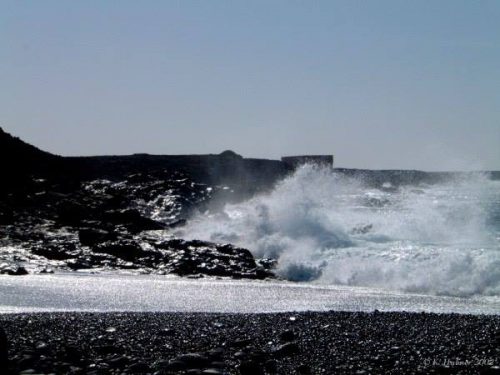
[177,166,500,297]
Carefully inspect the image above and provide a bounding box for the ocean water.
[178,165,500,298]
[1,274,499,314]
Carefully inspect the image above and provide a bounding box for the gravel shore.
[1,311,499,374]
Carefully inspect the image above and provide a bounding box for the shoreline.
[2,310,499,374]
[1,274,499,315]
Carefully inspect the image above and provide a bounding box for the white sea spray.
[177,165,500,297]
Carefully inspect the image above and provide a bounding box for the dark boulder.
[0,264,28,275]
[32,243,79,260]
[93,240,146,261]
[66,258,93,270]
[78,228,115,246]
[257,258,277,270]
[56,200,92,226]
[103,209,165,233]
[155,239,273,279]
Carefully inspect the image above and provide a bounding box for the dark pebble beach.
[1,311,499,375]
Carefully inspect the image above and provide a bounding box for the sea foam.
[177,165,500,297]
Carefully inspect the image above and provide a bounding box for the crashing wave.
[177,165,500,297]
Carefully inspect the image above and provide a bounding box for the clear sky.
[1,0,499,170]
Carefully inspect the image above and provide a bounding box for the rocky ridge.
[0,167,274,279]
[0,127,283,278]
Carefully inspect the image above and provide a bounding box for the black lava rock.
[0,129,280,280]
[32,243,79,260]
[103,209,165,233]
[0,264,28,276]
[93,240,146,261]
[78,228,114,246]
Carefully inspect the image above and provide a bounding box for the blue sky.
[1,0,499,170]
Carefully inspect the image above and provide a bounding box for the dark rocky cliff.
[0,128,286,278]
[0,127,289,198]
